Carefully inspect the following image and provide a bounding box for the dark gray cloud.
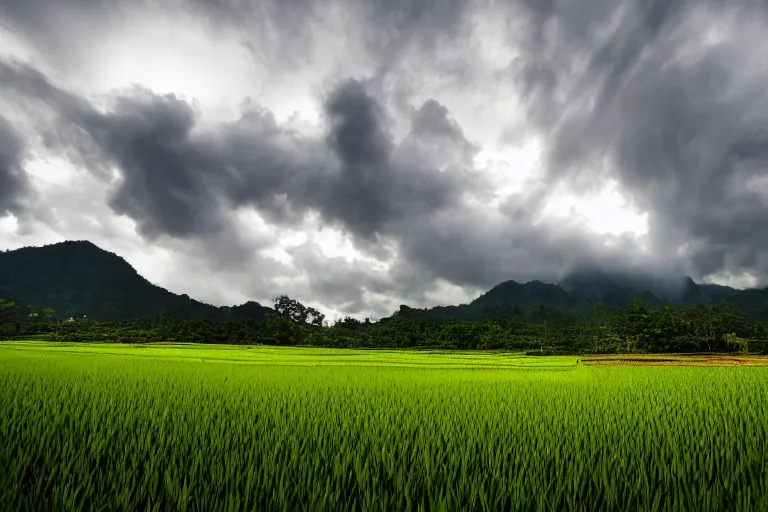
[3,0,477,98]
[510,0,768,284]
[1,0,472,79]
[206,79,476,243]
[0,115,29,215]
[0,0,128,73]
[7,0,768,316]
[187,0,471,70]
[90,90,223,238]
[390,189,656,294]
[358,0,471,74]
[0,59,472,246]
[0,51,658,316]
[402,99,479,169]
[321,80,474,238]
[0,59,224,238]
[323,80,397,236]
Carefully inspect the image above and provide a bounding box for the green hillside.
[0,241,271,321]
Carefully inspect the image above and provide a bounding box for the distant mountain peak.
[5,240,768,323]
[392,266,768,320]
[0,241,271,321]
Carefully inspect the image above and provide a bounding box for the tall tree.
[273,296,325,326]
[0,299,19,339]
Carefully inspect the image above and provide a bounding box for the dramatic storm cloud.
[510,0,768,286]
[0,115,29,215]
[1,0,767,318]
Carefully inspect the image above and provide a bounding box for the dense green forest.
[3,295,768,354]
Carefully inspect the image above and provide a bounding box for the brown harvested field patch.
[581,354,768,367]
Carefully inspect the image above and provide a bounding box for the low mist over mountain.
[396,267,768,320]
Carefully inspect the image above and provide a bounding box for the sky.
[1,0,767,320]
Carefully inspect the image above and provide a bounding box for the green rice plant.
[0,342,767,511]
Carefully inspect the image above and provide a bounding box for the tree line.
[3,296,768,354]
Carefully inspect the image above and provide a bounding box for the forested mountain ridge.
[394,280,578,320]
[393,268,768,320]
[3,241,768,353]
[2,240,768,322]
[0,241,272,321]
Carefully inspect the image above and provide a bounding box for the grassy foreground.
[1,342,768,511]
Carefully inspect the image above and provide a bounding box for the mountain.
[0,241,272,321]
[717,287,768,318]
[395,267,767,320]
[472,280,576,313]
[394,280,577,321]
[3,240,768,323]
[558,266,701,305]
[681,279,742,305]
